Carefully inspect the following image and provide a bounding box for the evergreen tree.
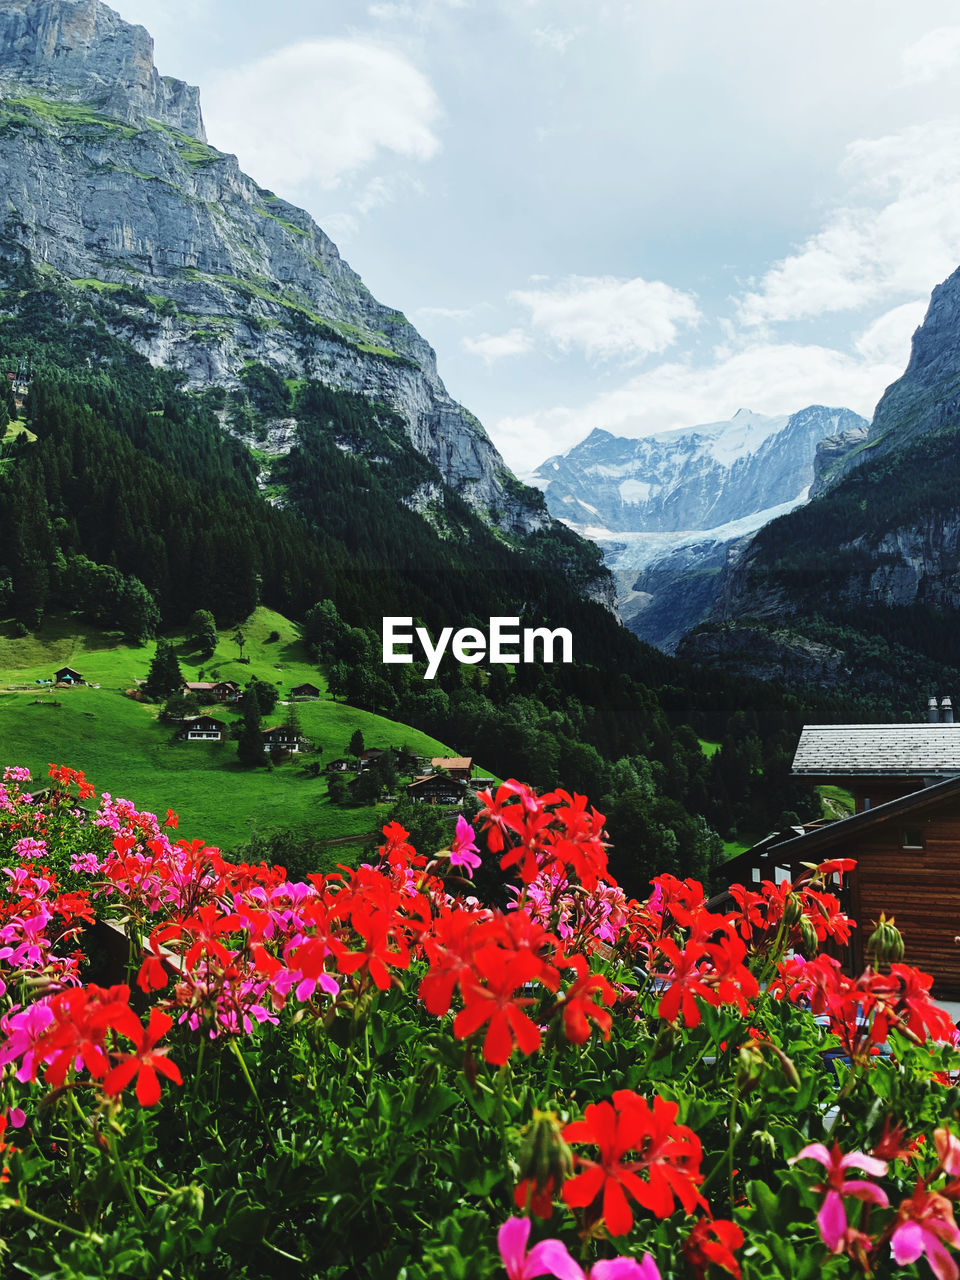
[237,687,266,767]
[143,640,183,701]
[348,728,364,759]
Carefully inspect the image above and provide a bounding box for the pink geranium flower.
[448,816,481,877]
[892,1183,960,1280]
[497,1217,660,1280]
[789,1142,888,1252]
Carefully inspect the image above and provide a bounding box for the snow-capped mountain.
[531,405,867,651]
[531,406,867,534]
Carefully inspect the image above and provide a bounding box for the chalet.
[176,715,227,742]
[182,681,240,703]
[262,726,311,754]
[290,683,321,700]
[325,758,351,773]
[359,748,388,771]
[54,667,84,685]
[430,756,473,782]
[724,701,960,996]
[724,776,960,998]
[792,701,960,813]
[407,775,466,806]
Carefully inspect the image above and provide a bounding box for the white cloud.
[203,40,441,191]
[853,299,927,365]
[901,26,960,84]
[738,120,960,326]
[509,274,700,361]
[462,328,532,362]
[531,26,583,54]
[493,340,904,473]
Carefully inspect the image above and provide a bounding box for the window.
[901,828,925,849]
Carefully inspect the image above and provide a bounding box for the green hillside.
[0,607,464,850]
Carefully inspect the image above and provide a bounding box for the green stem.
[0,1196,104,1244]
[495,1065,511,1184]
[228,1038,278,1156]
[107,1129,147,1229]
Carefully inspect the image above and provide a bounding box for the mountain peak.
[0,0,205,138]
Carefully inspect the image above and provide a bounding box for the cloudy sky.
[113,0,960,473]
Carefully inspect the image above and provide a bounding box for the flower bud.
[868,913,905,968]
[798,916,819,956]
[516,1108,573,1199]
[783,893,803,928]
[735,1041,765,1092]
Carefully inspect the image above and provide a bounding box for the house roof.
[408,774,465,790]
[792,724,960,778]
[55,667,82,677]
[184,681,217,691]
[180,715,225,728]
[728,773,960,876]
[431,756,472,771]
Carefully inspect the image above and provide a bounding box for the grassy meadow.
[0,607,461,851]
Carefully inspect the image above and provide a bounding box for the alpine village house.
[724,697,960,997]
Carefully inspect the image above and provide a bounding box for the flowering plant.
[0,764,958,1278]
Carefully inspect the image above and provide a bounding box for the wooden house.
[407,775,466,806]
[262,726,311,754]
[176,715,227,742]
[792,712,960,813]
[182,680,240,703]
[54,667,84,685]
[725,705,960,996]
[724,776,960,997]
[290,683,320,700]
[325,758,351,774]
[430,756,473,782]
[359,748,387,771]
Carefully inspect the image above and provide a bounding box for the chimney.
[943,696,955,724]
[929,695,940,723]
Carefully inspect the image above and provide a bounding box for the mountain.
[0,0,554,539]
[532,405,866,650]
[679,267,960,710]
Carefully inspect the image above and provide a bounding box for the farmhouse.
[54,667,84,685]
[290,683,320,699]
[726,700,960,996]
[324,758,351,774]
[262,726,311,754]
[407,775,466,805]
[176,715,227,742]
[182,680,240,703]
[430,756,473,781]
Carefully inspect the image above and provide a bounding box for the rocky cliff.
[0,0,551,538]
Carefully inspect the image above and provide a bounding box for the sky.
[111,0,960,474]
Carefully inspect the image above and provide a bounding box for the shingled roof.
[792,724,960,778]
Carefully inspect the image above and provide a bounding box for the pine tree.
[237,687,265,767]
[143,640,183,701]
[348,728,364,759]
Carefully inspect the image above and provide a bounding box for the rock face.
[532,406,866,534]
[0,0,551,538]
[532,405,864,649]
[868,267,960,459]
[0,0,204,137]
[810,422,870,496]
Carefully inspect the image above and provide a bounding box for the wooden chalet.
[407,775,466,806]
[182,680,240,703]
[290,683,320,699]
[176,715,227,742]
[262,726,311,754]
[54,666,84,685]
[324,758,351,774]
[430,756,473,782]
[726,703,960,996]
[359,748,388,771]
